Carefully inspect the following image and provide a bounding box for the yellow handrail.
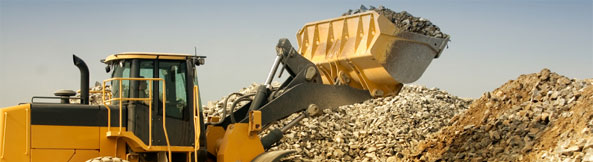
[161,83,172,162]
[102,78,162,138]
[119,78,122,133]
[101,77,172,162]
[1,112,7,159]
[148,81,152,148]
[193,85,201,162]
[25,108,29,155]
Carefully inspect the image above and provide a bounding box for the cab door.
[151,59,194,146]
[126,59,195,147]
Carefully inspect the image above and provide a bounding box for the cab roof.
[103,52,194,63]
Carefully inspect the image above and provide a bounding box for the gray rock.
[341,5,449,38]
[263,85,471,160]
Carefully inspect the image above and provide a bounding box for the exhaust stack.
[73,55,89,105]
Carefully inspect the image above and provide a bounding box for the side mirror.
[105,65,111,73]
[196,58,205,66]
[192,56,206,66]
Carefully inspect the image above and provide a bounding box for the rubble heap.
[266,85,471,161]
[202,83,259,117]
[343,5,449,38]
[71,82,111,105]
[203,82,280,118]
[410,69,593,161]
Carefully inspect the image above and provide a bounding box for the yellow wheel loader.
[0,11,448,162]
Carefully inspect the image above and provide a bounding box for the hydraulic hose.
[229,94,255,123]
[210,92,244,125]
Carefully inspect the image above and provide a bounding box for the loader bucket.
[296,11,448,97]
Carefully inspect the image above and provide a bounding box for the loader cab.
[102,52,205,148]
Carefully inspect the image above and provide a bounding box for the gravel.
[411,69,593,162]
[343,5,449,39]
[203,82,281,118]
[262,85,471,161]
[72,81,111,105]
[206,69,592,162]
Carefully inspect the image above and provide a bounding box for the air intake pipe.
[73,55,89,105]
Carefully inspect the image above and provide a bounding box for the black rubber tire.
[85,156,130,162]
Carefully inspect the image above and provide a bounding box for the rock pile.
[343,5,449,38]
[410,69,593,162]
[203,82,280,118]
[205,69,592,162]
[265,85,471,161]
[202,83,259,117]
[71,81,111,105]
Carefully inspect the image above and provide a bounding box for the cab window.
[111,60,131,100]
[158,60,187,119]
[138,60,154,99]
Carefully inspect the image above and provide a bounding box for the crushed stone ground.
[207,69,592,162]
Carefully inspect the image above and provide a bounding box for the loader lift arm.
[207,11,448,161]
[212,39,372,150]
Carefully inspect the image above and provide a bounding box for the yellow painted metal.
[28,125,125,159]
[0,104,31,162]
[297,11,448,97]
[160,82,172,162]
[208,116,220,123]
[105,130,193,152]
[102,77,194,162]
[31,125,99,149]
[99,127,128,158]
[32,149,99,162]
[159,55,188,60]
[102,77,164,149]
[25,107,29,156]
[104,52,192,62]
[0,110,127,161]
[105,54,156,62]
[217,124,264,162]
[70,150,100,162]
[148,81,152,145]
[31,149,74,162]
[205,125,225,157]
[248,111,262,136]
[31,149,100,162]
[193,85,201,162]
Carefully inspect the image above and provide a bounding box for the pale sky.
[1,0,592,107]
